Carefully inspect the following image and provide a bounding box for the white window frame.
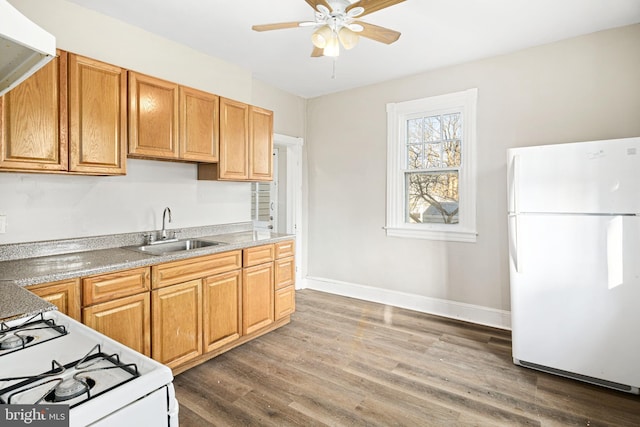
[386,88,478,243]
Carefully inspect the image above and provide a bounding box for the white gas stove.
[0,310,178,426]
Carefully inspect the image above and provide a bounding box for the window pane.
[405,171,459,224]
[442,113,462,140]
[443,140,461,167]
[424,116,441,142]
[407,143,423,169]
[407,118,423,144]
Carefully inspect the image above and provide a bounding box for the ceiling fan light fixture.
[338,27,359,49]
[311,25,332,48]
[323,33,340,57]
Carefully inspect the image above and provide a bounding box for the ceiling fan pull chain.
[332,57,337,79]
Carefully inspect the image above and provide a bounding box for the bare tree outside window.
[405,113,462,224]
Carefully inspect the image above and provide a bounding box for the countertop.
[0,224,294,321]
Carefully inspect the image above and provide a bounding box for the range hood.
[0,0,56,96]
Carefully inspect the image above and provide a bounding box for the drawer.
[275,240,295,259]
[274,256,295,289]
[83,267,150,306]
[243,244,274,267]
[152,250,242,289]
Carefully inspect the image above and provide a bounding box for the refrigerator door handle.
[508,213,521,273]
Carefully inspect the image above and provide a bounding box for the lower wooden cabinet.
[203,270,242,352]
[81,267,151,356]
[27,278,81,321]
[83,293,151,356]
[242,262,274,335]
[152,279,203,369]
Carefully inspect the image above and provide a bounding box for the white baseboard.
[301,276,511,330]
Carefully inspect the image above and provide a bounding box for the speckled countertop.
[0,222,294,320]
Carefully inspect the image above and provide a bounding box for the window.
[386,89,477,242]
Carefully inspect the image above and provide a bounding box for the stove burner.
[0,334,35,350]
[46,377,96,402]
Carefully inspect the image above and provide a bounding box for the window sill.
[385,227,477,243]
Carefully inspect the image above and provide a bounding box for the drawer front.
[243,244,274,267]
[152,250,241,289]
[275,240,295,259]
[83,267,150,306]
[274,256,295,289]
[275,285,295,320]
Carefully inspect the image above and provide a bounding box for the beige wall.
[0,0,305,244]
[305,24,640,314]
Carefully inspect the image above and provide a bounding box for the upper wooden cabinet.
[0,50,127,175]
[180,86,219,162]
[0,52,68,172]
[128,72,179,160]
[69,54,127,174]
[198,98,273,182]
[128,72,219,163]
[248,106,273,181]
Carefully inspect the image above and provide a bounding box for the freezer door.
[510,214,640,389]
[508,137,640,214]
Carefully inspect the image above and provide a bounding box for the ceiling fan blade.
[252,21,308,32]
[311,46,324,57]
[356,21,401,44]
[347,0,406,17]
[305,0,332,12]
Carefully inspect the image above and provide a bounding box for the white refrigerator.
[507,137,640,394]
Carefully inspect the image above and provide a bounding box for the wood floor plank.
[174,289,640,426]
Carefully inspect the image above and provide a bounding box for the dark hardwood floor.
[174,289,639,426]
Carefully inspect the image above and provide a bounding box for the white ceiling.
[66,0,640,99]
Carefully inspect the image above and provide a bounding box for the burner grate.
[0,344,140,408]
[0,313,67,356]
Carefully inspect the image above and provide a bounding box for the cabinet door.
[274,256,295,289]
[203,270,242,352]
[180,86,219,162]
[218,97,249,180]
[83,292,151,356]
[242,263,274,335]
[0,51,67,172]
[275,285,295,320]
[152,279,203,368]
[128,72,179,159]
[68,54,127,174]
[248,106,273,181]
[27,278,81,321]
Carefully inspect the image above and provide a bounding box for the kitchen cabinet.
[83,292,151,356]
[203,269,242,352]
[152,279,203,369]
[248,106,274,181]
[274,240,296,321]
[197,98,273,182]
[242,244,275,335]
[0,52,67,172]
[128,73,219,163]
[180,86,219,162]
[26,278,81,321]
[81,267,151,356]
[0,50,127,175]
[68,54,127,174]
[151,250,242,368]
[128,72,179,160]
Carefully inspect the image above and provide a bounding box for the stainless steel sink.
[122,239,224,256]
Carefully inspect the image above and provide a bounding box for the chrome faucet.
[161,207,172,240]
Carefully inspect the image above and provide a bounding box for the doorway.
[251,133,303,286]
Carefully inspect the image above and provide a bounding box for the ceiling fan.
[252,0,405,58]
